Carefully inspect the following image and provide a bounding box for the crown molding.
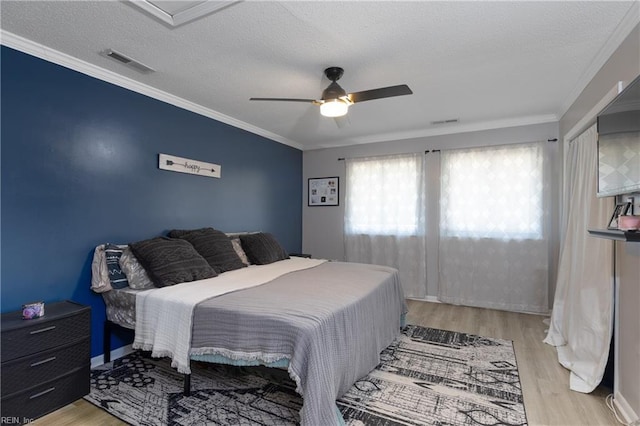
[315,114,559,149]
[564,81,625,143]
[559,1,640,117]
[0,30,303,151]
[10,22,626,151]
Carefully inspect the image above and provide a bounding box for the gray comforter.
[191,261,407,426]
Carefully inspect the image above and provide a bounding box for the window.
[345,153,424,236]
[440,142,545,240]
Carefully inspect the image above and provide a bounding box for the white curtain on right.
[439,142,549,313]
[544,124,614,393]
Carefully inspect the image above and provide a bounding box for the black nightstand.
[289,253,312,258]
[1,300,91,423]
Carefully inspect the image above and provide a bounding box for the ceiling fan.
[250,67,413,118]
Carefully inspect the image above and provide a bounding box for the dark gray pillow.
[105,244,129,289]
[168,228,246,274]
[239,233,289,265]
[129,237,216,287]
[167,228,203,239]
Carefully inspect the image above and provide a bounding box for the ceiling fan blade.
[250,97,316,103]
[292,104,320,136]
[334,115,351,129]
[348,84,413,104]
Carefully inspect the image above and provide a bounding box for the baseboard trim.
[614,390,640,424]
[407,296,441,303]
[91,344,135,368]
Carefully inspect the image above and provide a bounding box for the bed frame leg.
[183,374,191,396]
[104,320,112,363]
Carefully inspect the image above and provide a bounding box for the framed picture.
[308,177,339,206]
[608,202,632,229]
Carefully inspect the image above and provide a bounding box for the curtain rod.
[337,150,440,161]
[337,140,555,161]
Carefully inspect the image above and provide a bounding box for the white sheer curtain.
[344,153,427,298]
[438,142,549,313]
[544,124,614,392]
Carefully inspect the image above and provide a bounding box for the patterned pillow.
[230,237,250,265]
[119,247,155,290]
[168,228,246,273]
[239,233,289,265]
[129,237,216,287]
[105,244,129,289]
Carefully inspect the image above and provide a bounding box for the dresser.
[1,300,91,423]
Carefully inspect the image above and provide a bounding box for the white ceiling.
[1,1,639,151]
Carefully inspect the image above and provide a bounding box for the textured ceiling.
[1,1,638,150]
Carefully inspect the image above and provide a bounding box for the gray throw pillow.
[166,228,203,239]
[129,237,217,287]
[168,228,246,274]
[239,233,289,265]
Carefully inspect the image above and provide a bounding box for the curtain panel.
[438,142,550,313]
[344,153,427,298]
[544,124,614,392]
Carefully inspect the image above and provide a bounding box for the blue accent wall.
[1,46,302,357]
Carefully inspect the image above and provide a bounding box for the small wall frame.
[608,202,632,229]
[308,177,339,206]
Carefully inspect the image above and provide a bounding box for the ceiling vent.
[101,49,155,74]
[431,118,459,125]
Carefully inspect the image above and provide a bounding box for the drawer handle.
[30,356,57,367]
[30,387,55,399]
[29,326,56,335]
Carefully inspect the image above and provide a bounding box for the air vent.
[100,49,155,74]
[106,50,131,64]
[431,118,459,125]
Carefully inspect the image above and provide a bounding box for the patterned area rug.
[85,325,527,425]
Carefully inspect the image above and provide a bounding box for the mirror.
[597,74,640,197]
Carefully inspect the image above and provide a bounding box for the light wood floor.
[34,300,618,425]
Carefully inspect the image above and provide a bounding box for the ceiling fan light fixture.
[250,66,412,121]
[320,99,349,117]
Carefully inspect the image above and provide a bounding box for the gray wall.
[302,121,560,299]
[558,22,639,424]
[616,241,640,423]
[560,24,640,139]
[302,20,638,420]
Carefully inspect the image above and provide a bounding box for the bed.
[94,231,407,426]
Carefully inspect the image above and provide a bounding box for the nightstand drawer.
[1,338,90,396]
[1,309,90,361]
[0,365,90,423]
